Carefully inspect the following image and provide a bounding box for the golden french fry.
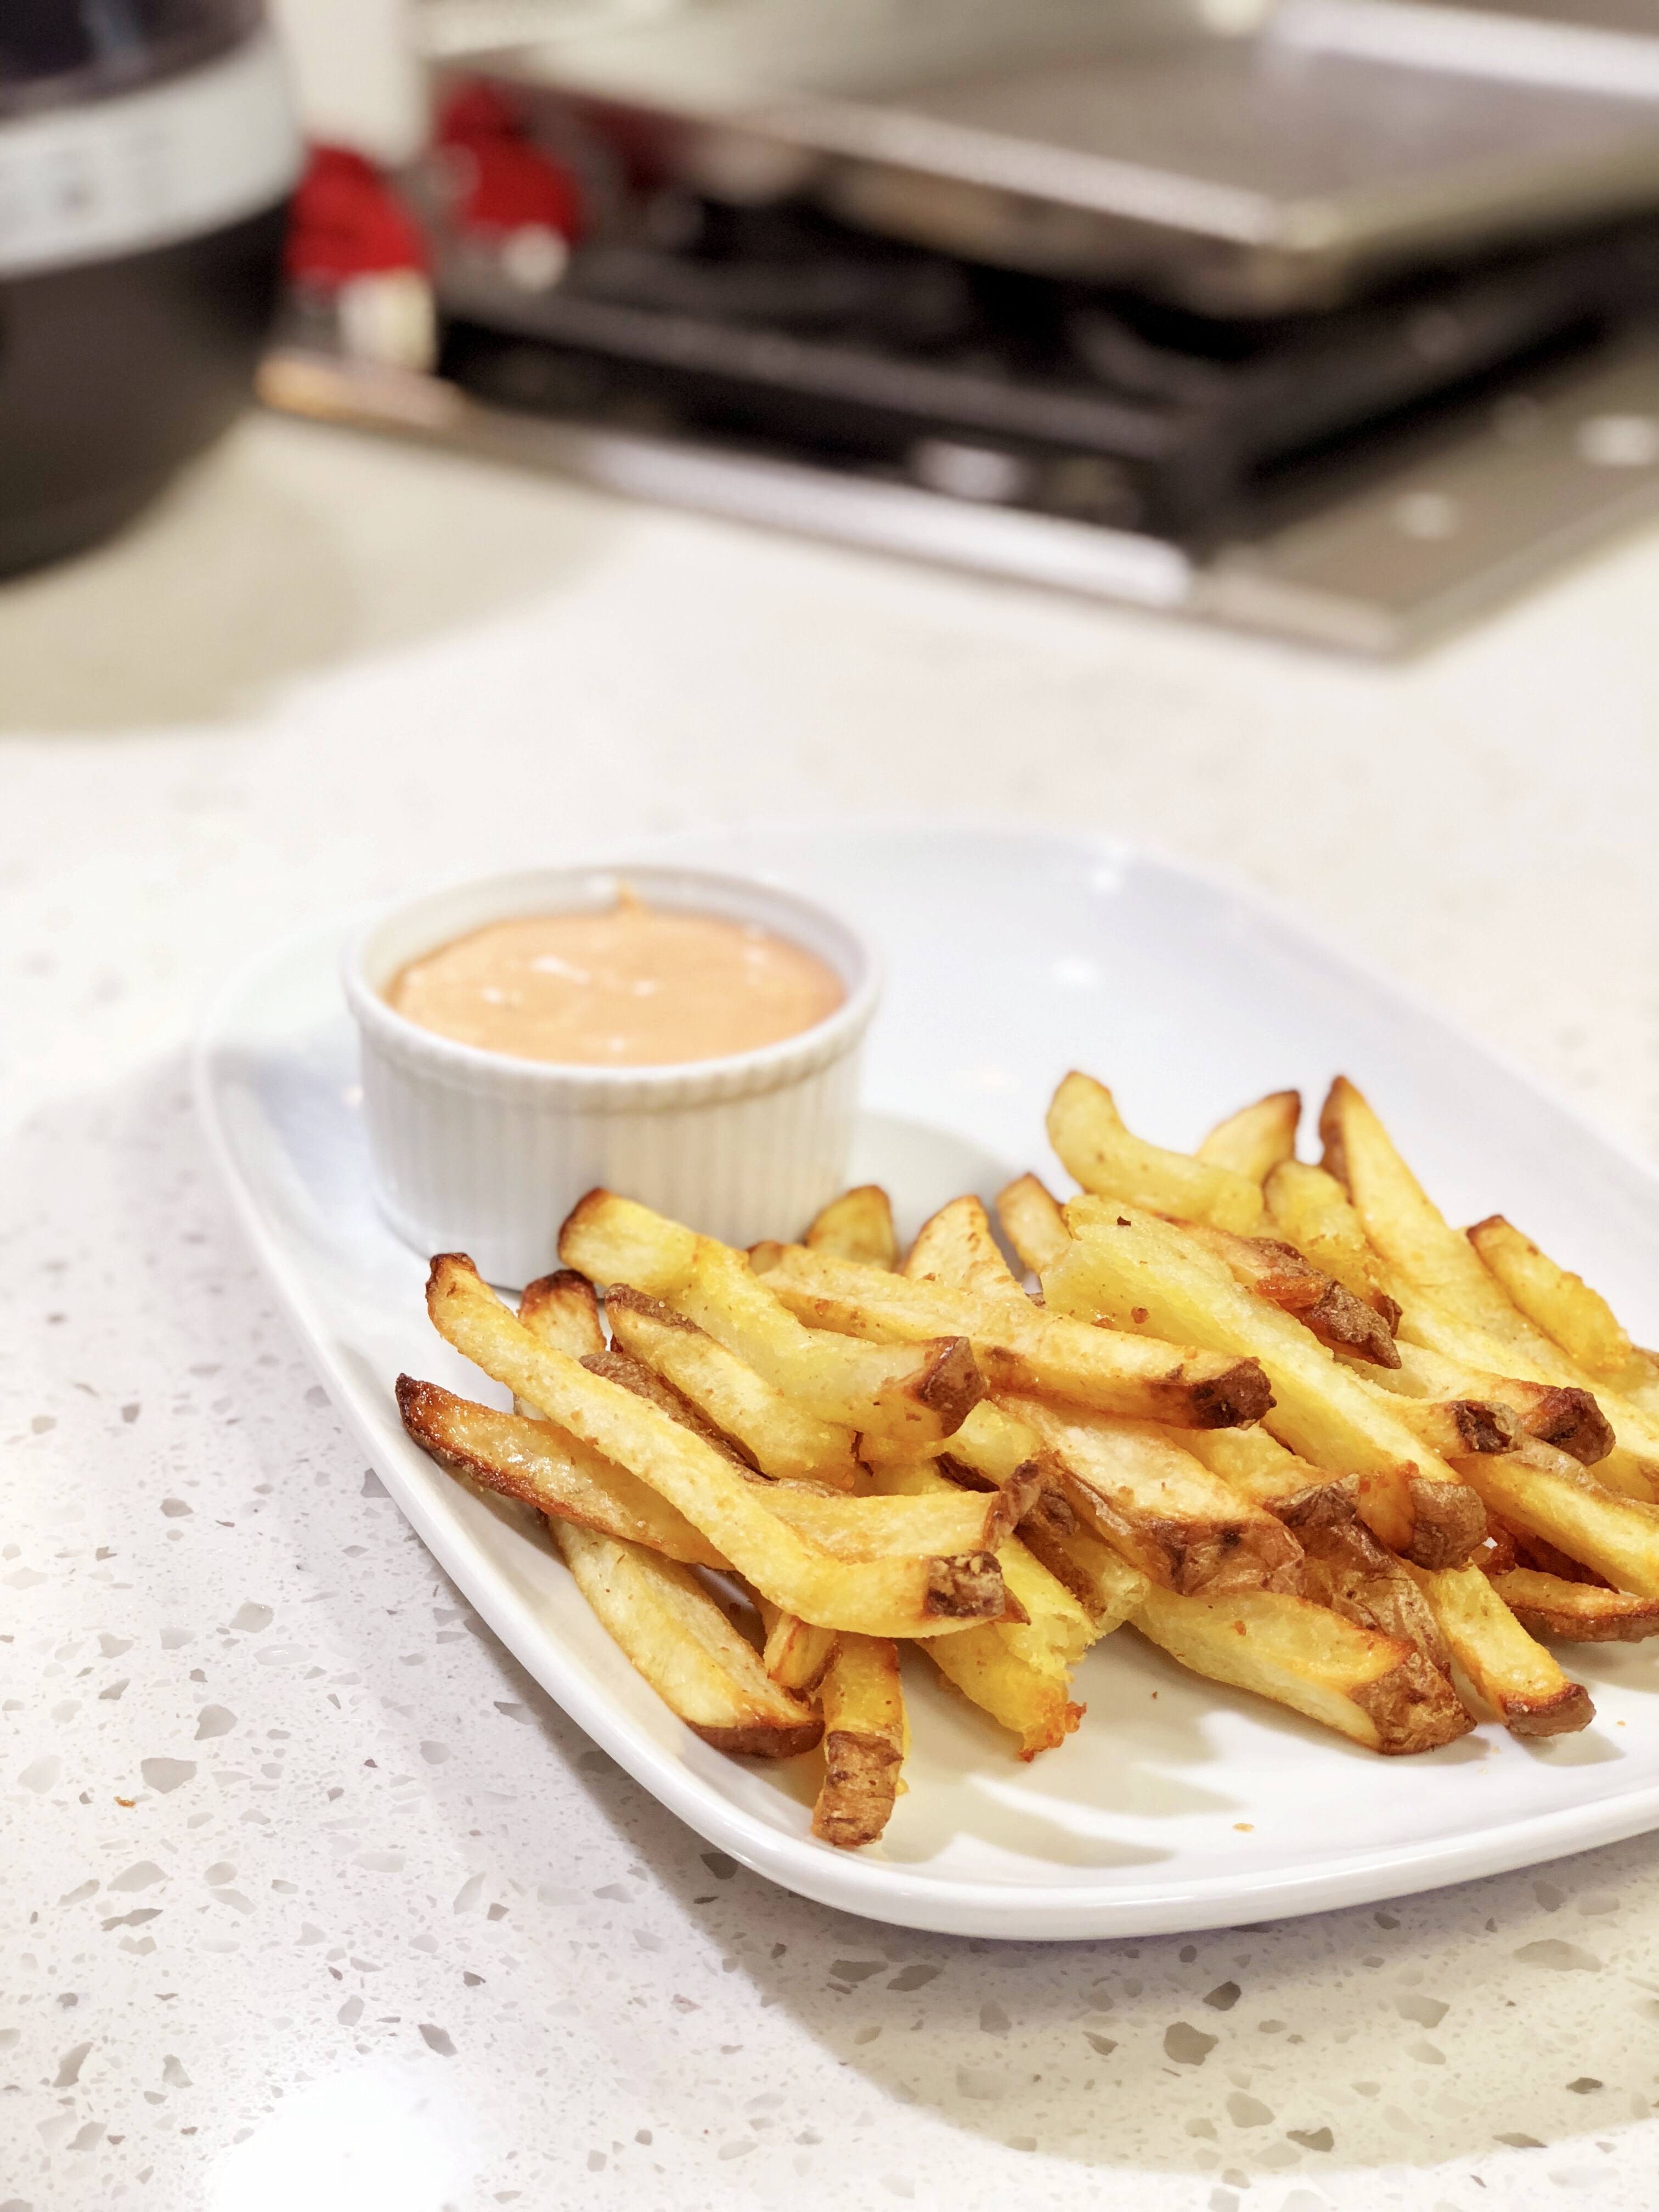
[812,1634,907,1848]
[518,1268,606,1359]
[1487,1568,1659,1645]
[759,1470,1038,1564]
[397,1376,727,1567]
[1178,1219,1400,1369]
[1468,1216,1634,1379]
[1003,1396,1305,1596]
[582,1342,759,1471]
[1321,1079,1659,1493]
[1357,1387,1521,1459]
[428,1255,1011,1637]
[605,1286,862,1491]
[1048,1069,1266,1234]
[561,1192,982,1448]
[1009,1483,1154,1623]
[996,1172,1071,1277]
[756,1240,1274,1431]
[903,1195,1019,1293]
[1363,1338,1615,1470]
[1402,1561,1593,1736]
[805,1185,899,1271]
[871,1458,1118,1757]
[551,1519,822,1757]
[1173,1423,1362,1530]
[1047,1198,1485,1570]
[1262,1158,1402,1324]
[1452,1439,1659,1600]
[1133,1585,1472,1754]
[1295,1519,1452,1673]
[756,1601,840,1694]
[1196,1090,1301,1182]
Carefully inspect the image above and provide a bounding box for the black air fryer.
[0,1,301,575]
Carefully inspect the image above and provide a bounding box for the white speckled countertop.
[7,415,1659,2212]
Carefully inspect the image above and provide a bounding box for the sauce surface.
[387,896,845,1066]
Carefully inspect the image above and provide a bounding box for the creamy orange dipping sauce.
[387,897,845,1066]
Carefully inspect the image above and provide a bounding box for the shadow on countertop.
[0,409,622,736]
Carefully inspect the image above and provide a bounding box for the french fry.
[1133,1585,1473,1754]
[1047,1198,1486,1569]
[1402,1561,1593,1735]
[1487,1568,1659,1644]
[903,1194,1019,1294]
[581,1343,759,1471]
[1197,1090,1301,1182]
[518,1268,606,1359]
[871,1458,1116,1756]
[996,1172,1071,1277]
[1009,1483,1154,1623]
[605,1286,863,1491]
[1173,1423,1362,1530]
[1321,1079,1659,1493]
[1362,1338,1615,1470]
[758,1470,1039,1564]
[1003,1396,1307,1596]
[397,1376,727,1566]
[755,1240,1275,1431]
[756,1601,840,1694]
[1451,1438,1659,1599]
[1358,1387,1521,1459]
[560,1192,982,1448]
[1048,1070,1267,1234]
[1262,1158,1402,1325]
[1295,1518,1452,1672]
[428,1255,1011,1637]
[1468,1215,1634,1378]
[1178,1220,1400,1369]
[805,1185,899,1271]
[812,1634,906,1848]
[550,1520,822,1757]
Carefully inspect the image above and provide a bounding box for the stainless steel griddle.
[415,0,1659,313]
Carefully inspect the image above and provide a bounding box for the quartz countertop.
[6,413,1659,2212]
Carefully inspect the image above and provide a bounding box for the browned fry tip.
[1181,1357,1274,1430]
[1351,1645,1475,1754]
[1502,1683,1596,1737]
[911,1335,987,1430]
[812,1731,903,1848]
[1397,1479,1488,1571]
[694,1717,824,1759]
[604,1283,696,1334]
[1526,1387,1616,1468]
[924,1551,1008,1620]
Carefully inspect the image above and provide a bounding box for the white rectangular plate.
[195,822,1659,1939]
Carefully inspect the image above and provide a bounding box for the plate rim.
[193,820,1659,1938]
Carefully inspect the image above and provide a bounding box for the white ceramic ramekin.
[343,864,882,1286]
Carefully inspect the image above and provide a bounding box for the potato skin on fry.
[1489,1568,1659,1644]
[815,1730,904,1848]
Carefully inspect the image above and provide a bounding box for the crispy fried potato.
[1262,1159,1402,1324]
[1468,1215,1634,1378]
[1402,1561,1593,1736]
[1173,1423,1361,1530]
[805,1185,899,1271]
[561,1192,982,1448]
[754,1599,840,1693]
[903,1194,1019,1293]
[1048,1070,1267,1234]
[996,1172,1071,1277]
[1358,1387,1521,1459]
[605,1286,863,1491]
[1488,1568,1659,1644]
[1008,1482,1153,1623]
[756,1240,1274,1431]
[519,1269,606,1359]
[398,1376,730,1566]
[1323,1080,1659,1493]
[1003,1396,1306,1597]
[1363,1339,1615,1470]
[872,1458,1113,1756]
[1178,1221,1400,1369]
[1451,1439,1659,1600]
[1296,1519,1452,1672]
[759,1470,1039,1564]
[1048,1199,1485,1569]
[1133,1585,1473,1754]
[812,1634,906,1848]
[582,1343,758,1471]
[1197,1090,1301,1182]
[428,1255,1011,1637]
[551,1520,822,1757]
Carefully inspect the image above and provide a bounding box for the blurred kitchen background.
[15,0,1659,648]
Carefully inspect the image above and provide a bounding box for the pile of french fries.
[398,1070,1659,1850]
